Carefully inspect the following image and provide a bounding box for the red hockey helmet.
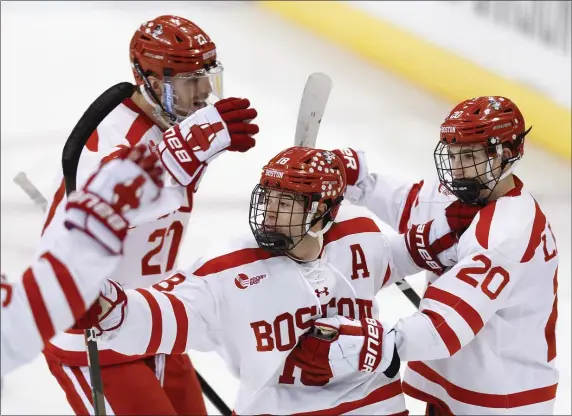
[434,96,532,204]
[129,16,223,123]
[249,147,347,254]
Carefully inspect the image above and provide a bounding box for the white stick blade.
[294,73,332,148]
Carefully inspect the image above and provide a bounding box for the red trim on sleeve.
[424,286,484,335]
[398,180,424,234]
[135,289,163,355]
[22,268,55,343]
[408,361,558,408]
[41,252,85,321]
[475,202,496,249]
[520,200,547,263]
[422,310,461,356]
[164,293,189,354]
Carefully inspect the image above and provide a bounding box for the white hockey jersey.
[105,205,411,415]
[1,231,120,376]
[38,98,194,366]
[350,173,560,415]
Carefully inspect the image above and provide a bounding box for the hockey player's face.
[172,76,213,116]
[447,144,503,182]
[262,190,307,240]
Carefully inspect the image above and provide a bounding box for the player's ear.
[147,75,163,97]
[315,203,328,219]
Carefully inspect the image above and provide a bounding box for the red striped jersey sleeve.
[1,230,119,375]
[107,267,220,356]
[394,191,559,361]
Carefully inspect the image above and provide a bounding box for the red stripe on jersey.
[520,200,547,263]
[22,267,55,343]
[424,286,484,335]
[164,293,189,354]
[398,180,424,234]
[402,381,455,416]
[85,130,99,152]
[194,248,275,277]
[178,186,194,213]
[545,267,558,362]
[70,366,94,406]
[475,202,496,249]
[422,310,461,356]
[41,252,85,320]
[505,175,524,197]
[45,359,91,415]
[125,114,155,147]
[408,361,558,408]
[42,178,66,236]
[135,289,163,355]
[289,379,403,415]
[122,98,157,126]
[323,217,380,246]
[381,264,392,288]
[101,145,129,164]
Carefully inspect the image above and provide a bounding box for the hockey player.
[72,143,481,415]
[300,96,560,415]
[1,145,163,376]
[38,15,259,415]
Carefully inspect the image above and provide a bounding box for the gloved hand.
[64,144,163,255]
[405,200,482,274]
[72,279,127,338]
[158,97,259,188]
[291,315,400,384]
[331,148,368,187]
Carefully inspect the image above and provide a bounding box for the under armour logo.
[315,287,329,297]
[113,175,146,213]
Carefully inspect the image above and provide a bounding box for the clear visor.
[163,62,224,121]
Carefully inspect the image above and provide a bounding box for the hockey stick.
[61,82,137,416]
[13,171,232,415]
[293,73,422,309]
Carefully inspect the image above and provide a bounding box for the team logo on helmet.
[488,97,501,111]
[151,24,164,38]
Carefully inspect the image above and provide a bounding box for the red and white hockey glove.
[292,316,400,382]
[331,148,368,187]
[158,97,259,188]
[405,200,481,275]
[73,279,127,338]
[64,144,163,255]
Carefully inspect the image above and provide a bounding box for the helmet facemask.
[434,133,527,205]
[249,185,338,255]
[133,60,224,126]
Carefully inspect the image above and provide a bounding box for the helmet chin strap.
[139,85,177,128]
[298,201,335,261]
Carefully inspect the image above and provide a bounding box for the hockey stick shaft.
[13,172,231,416]
[293,73,422,309]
